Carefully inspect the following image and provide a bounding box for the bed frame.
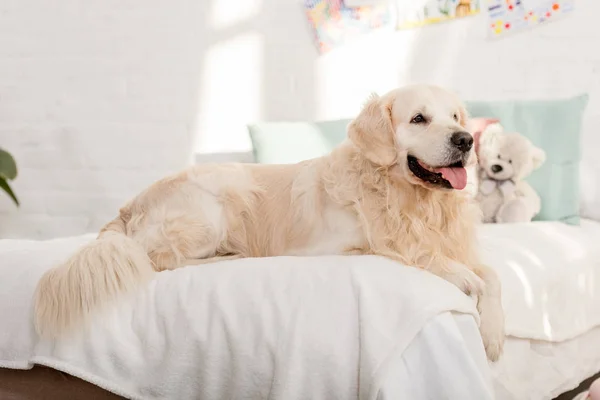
[1,365,597,399]
[0,366,123,400]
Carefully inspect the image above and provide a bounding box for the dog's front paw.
[442,263,486,297]
[479,299,505,362]
[463,269,486,297]
[482,325,504,362]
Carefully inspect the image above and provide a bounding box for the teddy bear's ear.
[483,122,504,136]
[531,146,546,169]
[478,122,503,148]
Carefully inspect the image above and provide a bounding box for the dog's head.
[348,84,476,191]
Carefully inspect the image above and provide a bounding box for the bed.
[485,219,600,399]
[1,220,599,399]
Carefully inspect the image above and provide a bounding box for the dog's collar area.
[406,155,453,189]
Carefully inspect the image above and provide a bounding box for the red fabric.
[467,118,500,157]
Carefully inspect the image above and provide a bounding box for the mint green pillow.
[248,119,351,164]
[466,94,589,224]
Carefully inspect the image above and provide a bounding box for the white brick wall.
[0,0,209,238]
[0,0,598,238]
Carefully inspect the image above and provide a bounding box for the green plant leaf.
[0,148,17,180]
[0,177,19,206]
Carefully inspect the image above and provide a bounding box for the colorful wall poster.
[487,0,576,38]
[396,0,482,30]
[304,0,394,54]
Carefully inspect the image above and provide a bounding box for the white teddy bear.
[475,123,546,223]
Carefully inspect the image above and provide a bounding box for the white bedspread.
[0,237,486,400]
[479,219,600,342]
[2,219,599,400]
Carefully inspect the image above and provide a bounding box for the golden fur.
[34,84,505,361]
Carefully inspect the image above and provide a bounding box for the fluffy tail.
[33,216,155,338]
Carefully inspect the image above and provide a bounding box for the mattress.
[493,324,600,400]
[479,219,600,400]
[0,219,599,400]
[478,219,600,342]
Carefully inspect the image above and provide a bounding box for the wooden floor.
[0,366,124,400]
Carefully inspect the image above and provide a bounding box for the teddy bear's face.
[480,133,545,182]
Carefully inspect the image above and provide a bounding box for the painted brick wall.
[0,0,597,239]
[0,0,212,238]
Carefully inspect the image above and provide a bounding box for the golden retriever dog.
[34,84,505,361]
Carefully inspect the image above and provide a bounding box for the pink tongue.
[436,167,468,190]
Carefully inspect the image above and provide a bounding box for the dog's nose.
[451,131,474,153]
[491,164,503,173]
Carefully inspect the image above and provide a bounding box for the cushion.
[466,94,589,224]
[247,119,351,164]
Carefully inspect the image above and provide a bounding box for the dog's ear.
[348,93,397,167]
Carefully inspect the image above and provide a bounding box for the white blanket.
[0,237,482,400]
[2,219,599,399]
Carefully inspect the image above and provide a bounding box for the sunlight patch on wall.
[314,29,416,120]
[403,22,467,87]
[208,0,262,30]
[194,33,263,154]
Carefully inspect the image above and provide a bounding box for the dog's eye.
[453,113,458,121]
[497,154,501,159]
[509,159,512,164]
[411,114,426,124]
